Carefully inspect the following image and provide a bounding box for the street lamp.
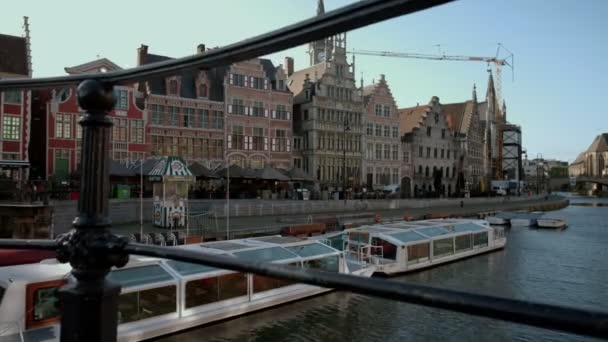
[536,153,543,195]
[343,118,351,204]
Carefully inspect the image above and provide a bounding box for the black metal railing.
[1,0,607,341]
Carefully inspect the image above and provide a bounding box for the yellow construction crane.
[349,45,514,180]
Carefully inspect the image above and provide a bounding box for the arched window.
[199,84,208,98]
[425,166,429,177]
[169,80,178,95]
[418,165,422,174]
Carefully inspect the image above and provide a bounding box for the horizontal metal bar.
[0,0,455,90]
[0,239,58,250]
[126,243,608,339]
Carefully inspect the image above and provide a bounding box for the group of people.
[16,180,47,203]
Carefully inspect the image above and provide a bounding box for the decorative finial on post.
[57,79,129,342]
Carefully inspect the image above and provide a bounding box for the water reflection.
[155,195,608,342]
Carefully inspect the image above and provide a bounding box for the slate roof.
[443,101,475,135]
[189,161,219,178]
[64,58,122,75]
[0,33,28,76]
[287,63,327,97]
[586,133,608,153]
[259,58,278,82]
[398,105,430,134]
[361,84,376,97]
[571,153,586,165]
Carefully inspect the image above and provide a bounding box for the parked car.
[383,184,401,198]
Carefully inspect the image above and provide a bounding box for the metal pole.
[57,80,128,342]
[226,160,230,240]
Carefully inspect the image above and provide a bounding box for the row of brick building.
[1,4,515,197]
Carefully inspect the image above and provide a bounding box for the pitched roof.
[571,153,586,165]
[64,58,122,75]
[148,156,194,177]
[188,161,219,178]
[443,101,475,135]
[0,33,28,76]
[398,105,430,134]
[287,63,327,97]
[361,84,376,97]
[586,133,608,153]
[259,58,278,82]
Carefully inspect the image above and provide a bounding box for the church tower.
[309,0,333,65]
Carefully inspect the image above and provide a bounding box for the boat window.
[473,232,489,247]
[286,243,335,258]
[0,286,4,305]
[252,275,293,294]
[416,227,450,237]
[348,232,369,244]
[25,280,66,329]
[371,237,397,260]
[185,273,247,309]
[433,237,454,257]
[327,234,346,250]
[390,231,428,243]
[455,234,473,252]
[166,260,217,276]
[303,255,339,272]
[233,246,297,262]
[118,285,176,324]
[108,264,174,288]
[452,223,488,233]
[407,243,430,265]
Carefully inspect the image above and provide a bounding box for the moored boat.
[0,236,374,342]
[313,218,506,276]
[537,215,567,229]
[510,212,543,227]
[486,212,515,225]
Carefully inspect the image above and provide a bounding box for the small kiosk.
[149,156,194,229]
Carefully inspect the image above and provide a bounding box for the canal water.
[157,195,608,342]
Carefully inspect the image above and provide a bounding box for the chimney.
[284,57,294,77]
[380,74,385,81]
[197,44,206,54]
[23,16,32,77]
[137,44,149,66]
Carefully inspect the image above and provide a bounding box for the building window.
[447,150,451,159]
[252,101,264,117]
[417,165,422,174]
[2,116,20,140]
[441,149,444,159]
[384,125,390,137]
[76,116,82,139]
[418,146,423,157]
[114,89,128,110]
[252,77,265,89]
[278,80,285,91]
[392,126,399,138]
[231,125,244,150]
[446,167,450,178]
[375,144,382,160]
[231,99,245,115]
[112,118,128,142]
[434,148,437,159]
[375,104,382,116]
[366,123,373,136]
[276,105,288,120]
[199,109,209,128]
[392,168,399,184]
[441,129,446,139]
[403,151,410,163]
[198,84,208,97]
[275,129,288,152]
[252,127,265,151]
[426,127,432,137]
[131,120,144,143]
[169,80,178,95]
[392,145,398,160]
[426,147,431,158]
[425,166,429,177]
[55,114,71,139]
[367,143,374,160]
[383,105,391,117]
[212,111,224,129]
[384,144,390,160]
[54,149,70,179]
[231,74,245,87]
[169,106,179,126]
[3,90,22,104]
[375,124,382,137]
[151,104,164,125]
[184,108,194,128]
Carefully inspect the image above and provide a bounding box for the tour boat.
[536,215,567,229]
[313,219,506,276]
[510,212,543,227]
[486,212,515,225]
[0,236,374,342]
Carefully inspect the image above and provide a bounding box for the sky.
[1,0,607,162]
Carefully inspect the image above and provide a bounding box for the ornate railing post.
[56,80,129,342]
